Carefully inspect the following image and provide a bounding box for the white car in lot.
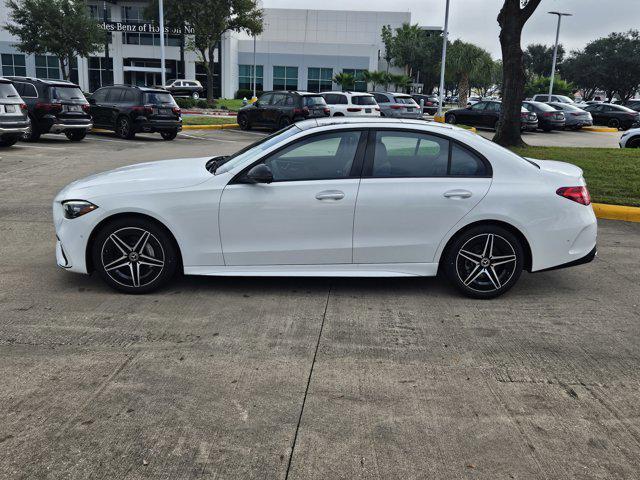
[53,118,597,298]
[619,127,640,148]
[321,91,380,117]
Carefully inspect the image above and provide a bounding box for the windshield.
[144,92,177,105]
[351,95,377,106]
[0,83,19,99]
[215,125,300,175]
[303,96,326,107]
[50,86,84,101]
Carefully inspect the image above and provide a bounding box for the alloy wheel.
[118,118,131,138]
[101,227,165,288]
[455,233,517,293]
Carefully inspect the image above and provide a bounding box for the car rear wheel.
[608,118,620,129]
[237,113,251,130]
[443,225,524,299]
[65,130,87,141]
[192,92,200,100]
[117,116,135,139]
[446,114,456,124]
[160,130,178,141]
[92,217,178,294]
[0,135,19,147]
[278,116,291,129]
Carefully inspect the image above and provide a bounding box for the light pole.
[252,36,257,100]
[436,0,451,122]
[547,11,572,101]
[159,0,166,86]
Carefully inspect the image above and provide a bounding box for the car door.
[482,102,501,128]
[219,129,366,266]
[250,92,272,125]
[353,129,492,264]
[460,102,486,125]
[586,105,604,125]
[265,92,286,126]
[89,88,110,126]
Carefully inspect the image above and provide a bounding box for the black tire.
[237,113,251,130]
[0,135,19,147]
[443,225,524,299]
[333,112,344,117]
[278,116,291,129]
[117,116,135,139]
[65,130,87,141]
[542,127,552,132]
[446,114,456,124]
[160,130,178,141]
[607,118,620,129]
[23,124,41,142]
[192,92,200,100]
[627,137,640,148]
[92,216,179,294]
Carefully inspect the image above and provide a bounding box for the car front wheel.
[443,225,524,299]
[161,130,178,141]
[446,114,456,124]
[117,116,135,139]
[92,217,178,294]
[65,130,87,141]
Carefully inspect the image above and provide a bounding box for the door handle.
[315,190,345,201]
[443,189,472,199]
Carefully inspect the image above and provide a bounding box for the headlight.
[62,200,98,219]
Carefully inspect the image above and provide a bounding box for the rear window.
[0,82,19,99]
[303,95,326,107]
[614,105,636,112]
[395,96,416,105]
[531,102,557,112]
[351,95,376,106]
[50,86,85,101]
[144,92,177,105]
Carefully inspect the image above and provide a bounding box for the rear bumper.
[0,124,30,135]
[535,245,597,273]
[134,118,182,133]
[49,122,93,133]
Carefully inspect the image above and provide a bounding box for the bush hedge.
[175,97,210,109]
[235,88,262,99]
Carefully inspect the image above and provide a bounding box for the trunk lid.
[530,159,586,186]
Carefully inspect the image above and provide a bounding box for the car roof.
[101,84,167,93]
[0,77,12,84]
[295,116,461,132]
[3,76,80,88]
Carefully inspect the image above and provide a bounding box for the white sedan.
[53,118,597,298]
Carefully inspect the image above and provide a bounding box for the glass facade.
[273,66,298,90]
[307,67,333,92]
[35,55,61,79]
[1,54,26,76]
[239,65,263,91]
[342,69,367,92]
[121,6,181,47]
[88,57,114,92]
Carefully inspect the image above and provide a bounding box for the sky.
[264,0,640,58]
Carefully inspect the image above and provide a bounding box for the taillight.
[19,103,27,110]
[81,103,90,113]
[390,104,404,110]
[293,106,310,116]
[132,105,154,115]
[542,112,555,117]
[323,107,330,115]
[35,102,62,113]
[557,186,591,205]
[375,107,380,111]
[172,106,181,114]
[346,107,362,112]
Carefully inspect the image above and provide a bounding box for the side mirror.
[245,164,273,184]
[88,98,96,105]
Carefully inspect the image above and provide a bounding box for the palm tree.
[381,71,393,91]
[446,40,493,107]
[389,73,412,93]
[364,70,387,91]
[333,72,355,91]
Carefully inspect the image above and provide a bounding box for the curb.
[582,126,619,133]
[182,124,239,130]
[593,203,640,223]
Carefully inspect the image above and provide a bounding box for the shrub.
[175,97,196,109]
[235,88,261,99]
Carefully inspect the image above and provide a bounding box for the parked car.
[624,100,640,112]
[532,94,574,104]
[237,91,330,131]
[411,94,439,115]
[53,117,596,299]
[445,100,538,131]
[370,92,422,119]
[321,91,380,117]
[5,76,91,142]
[89,85,182,140]
[619,127,640,148]
[583,103,640,130]
[522,101,566,131]
[164,79,204,99]
[0,77,30,147]
[546,102,593,130]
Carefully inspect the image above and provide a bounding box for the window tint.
[91,89,108,102]
[485,102,501,112]
[271,93,286,106]
[323,93,338,105]
[303,95,326,107]
[450,144,487,176]
[372,131,449,177]
[470,102,486,111]
[263,131,362,181]
[531,102,557,112]
[122,89,137,103]
[0,83,19,99]
[107,88,123,102]
[373,93,388,103]
[16,82,37,98]
[258,93,273,105]
[394,96,415,105]
[351,95,376,106]
[144,92,176,105]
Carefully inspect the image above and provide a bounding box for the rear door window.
[371,131,449,177]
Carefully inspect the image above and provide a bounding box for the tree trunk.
[206,44,215,102]
[458,74,469,107]
[59,57,69,81]
[493,0,542,147]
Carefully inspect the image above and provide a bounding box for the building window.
[121,5,180,47]
[35,55,60,79]
[273,66,298,91]
[238,65,263,91]
[88,4,111,20]
[1,54,26,76]
[307,67,333,92]
[342,69,367,92]
[88,57,113,92]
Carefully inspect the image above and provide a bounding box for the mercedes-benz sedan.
[53,118,597,298]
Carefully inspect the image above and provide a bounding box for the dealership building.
[0,2,437,97]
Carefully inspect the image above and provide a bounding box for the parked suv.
[5,77,91,141]
[89,85,182,140]
[164,79,204,99]
[0,77,30,147]
[370,92,422,119]
[532,94,575,104]
[237,91,330,131]
[321,91,380,117]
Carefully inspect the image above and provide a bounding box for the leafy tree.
[524,43,565,79]
[333,72,355,91]
[493,0,543,148]
[389,73,412,93]
[446,40,493,107]
[362,70,387,91]
[4,0,104,80]
[524,76,574,98]
[561,52,600,101]
[180,0,263,102]
[472,57,502,98]
[381,25,395,74]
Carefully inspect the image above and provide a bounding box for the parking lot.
[2,129,640,479]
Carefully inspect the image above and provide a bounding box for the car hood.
[55,157,212,201]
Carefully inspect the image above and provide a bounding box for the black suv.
[0,77,30,147]
[89,85,182,140]
[237,91,330,131]
[5,77,92,141]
